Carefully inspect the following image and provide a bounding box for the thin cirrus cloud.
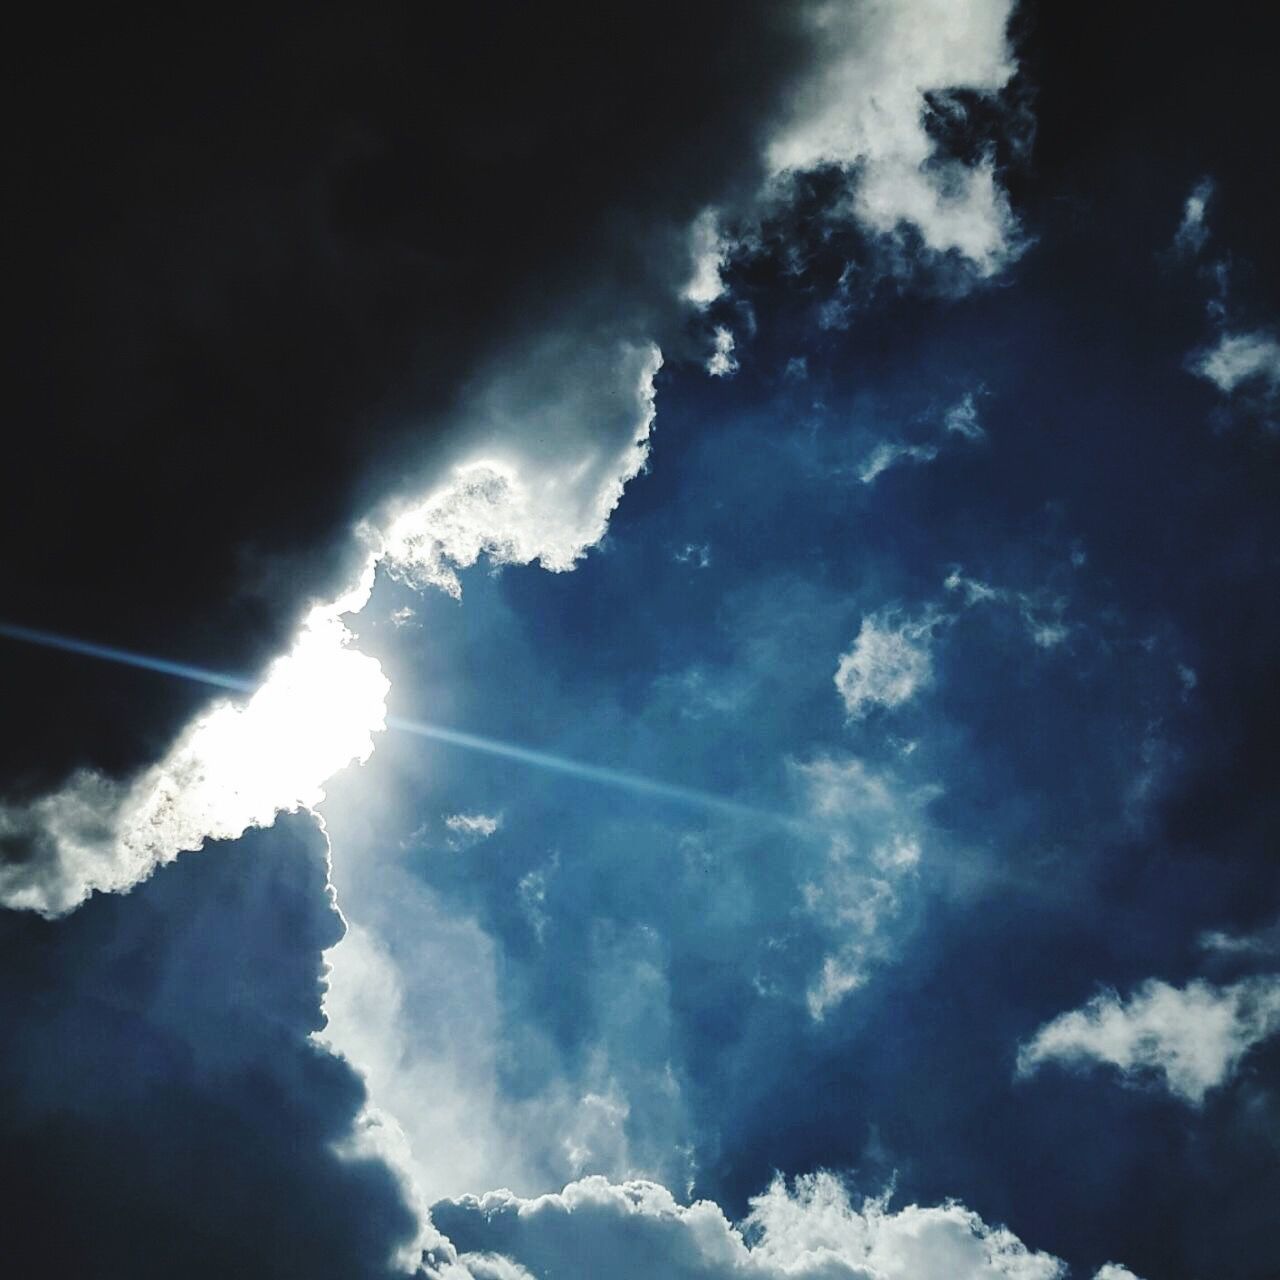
[1016,974,1280,1105]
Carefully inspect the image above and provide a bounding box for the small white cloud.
[793,756,932,1021]
[1016,974,1280,1105]
[390,605,417,627]
[706,326,739,378]
[683,208,728,307]
[1191,330,1280,397]
[673,543,712,569]
[1199,919,1280,959]
[516,852,558,943]
[783,355,809,381]
[944,392,986,441]
[444,812,502,850]
[1172,177,1214,257]
[943,568,1001,606]
[807,953,868,1021]
[1093,1266,1145,1280]
[857,440,939,484]
[1018,597,1070,649]
[834,610,936,718]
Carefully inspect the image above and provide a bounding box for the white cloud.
[707,326,739,378]
[444,812,502,850]
[1172,177,1214,257]
[945,392,986,441]
[792,756,933,1020]
[381,341,662,598]
[1199,919,1280,959]
[807,953,869,1021]
[943,569,1070,649]
[943,568,1001,606]
[767,0,1022,278]
[684,208,729,307]
[1191,330,1280,397]
[1016,974,1280,1105]
[1093,1266,1145,1280]
[857,440,939,484]
[430,1171,1073,1280]
[834,610,937,718]
[318,915,527,1207]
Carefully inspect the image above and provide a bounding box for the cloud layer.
[433,1171,1138,1280]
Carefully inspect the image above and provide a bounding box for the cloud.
[0,815,424,1277]
[381,341,662,598]
[944,392,987,441]
[1016,975,1280,1104]
[685,208,730,308]
[856,441,939,484]
[674,543,713,569]
[444,812,502,850]
[707,327,739,378]
[791,756,932,1020]
[431,1171,1074,1280]
[1191,330,1280,398]
[1093,1267,1144,1280]
[1198,918,1280,959]
[766,0,1023,278]
[834,611,937,718]
[942,570,1070,649]
[1172,177,1214,257]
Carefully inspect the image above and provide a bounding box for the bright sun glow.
[0,565,388,916]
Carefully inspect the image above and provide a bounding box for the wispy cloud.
[1172,177,1215,257]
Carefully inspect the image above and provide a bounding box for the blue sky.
[1,4,1278,1278]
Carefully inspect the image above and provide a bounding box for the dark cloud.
[0,4,811,794]
[0,813,419,1279]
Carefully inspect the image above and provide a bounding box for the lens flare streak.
[1,620,767,821]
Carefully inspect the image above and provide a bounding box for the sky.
[1,4,1278,1278]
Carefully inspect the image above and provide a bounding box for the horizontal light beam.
[386,715,768,820]
[0,621,255,692]
[1,619,769,822]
